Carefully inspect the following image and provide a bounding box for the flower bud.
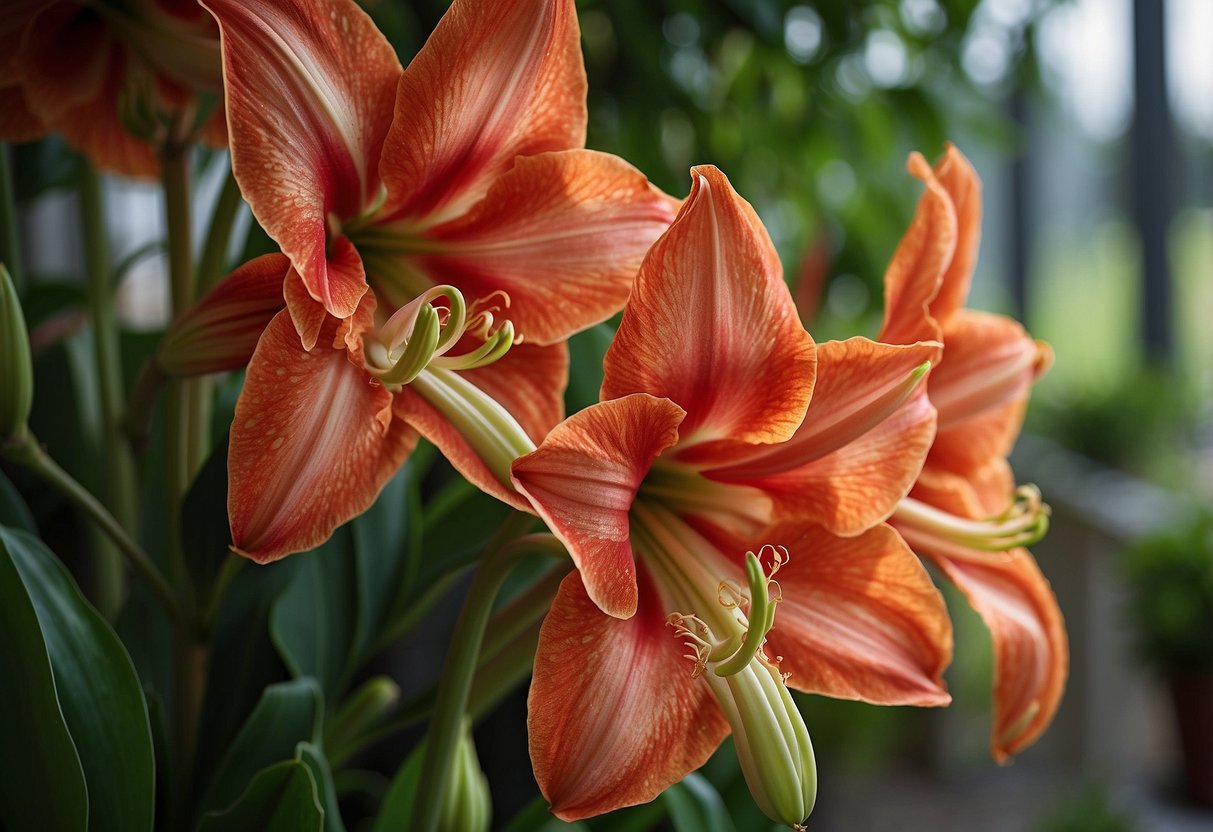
[439,719,491,832]
[705,655,816,829]
[0,264,33,438]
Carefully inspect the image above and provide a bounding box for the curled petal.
[602,165,816,446]
[877,152,957,347]
[511,394,686,619]
[927,309,1047,475]
[761,522,953,706]
[228,310,416,561]
[158,253,289,376]
[529,571,728,821]
[900,526,1068,761]
[203,0,401,317]
[411,150,678,345]
[928,143,981,327]
[379,0,585,226]
[706,339,938,534]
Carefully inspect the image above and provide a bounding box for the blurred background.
[8,0,1212,830]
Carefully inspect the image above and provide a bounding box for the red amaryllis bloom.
[1,0,224,177]
[511,166,952,823]
[202,0,676,348]
[203,0,678,560]
[880,144,1066,762]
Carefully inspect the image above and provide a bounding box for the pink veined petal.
[529,570,729,821]
[761,522,954,706]
[378,0,586,226]
[405,149,678,345]
[228,309,416,561]
[202,0,401,318]
[511,394,687,619]
[602,165,816,447]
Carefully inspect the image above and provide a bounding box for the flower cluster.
[1,0,1066,827]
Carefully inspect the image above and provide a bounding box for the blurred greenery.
[1032,782,1142,832]
[1121,510,1213,676]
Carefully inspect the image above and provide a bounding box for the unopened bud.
[0,264,33,438]
[440,719,491,832]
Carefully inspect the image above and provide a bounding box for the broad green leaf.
[193,555,299,788]
[0,529,88,832]
[663,772,737,832]
[270,529,357,697]
[198,760,322,832]
[199,677,323,817]
[564,322,613,415]
[2,526,154,832]
[296,743,345,832]
[351,461,414,656]
[372,741,423,832]
[0,469,35,532]
[181,434,230,594]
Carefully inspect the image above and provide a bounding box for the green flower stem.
[2,429,180,622]
[478,561,567,659]
[195,168,243,293]
[409,514,566,832]
[0,144,22,290]
[80,163,137,618]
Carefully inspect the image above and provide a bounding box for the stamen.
[894,486,1050,552]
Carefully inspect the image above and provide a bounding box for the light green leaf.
[296,743,346,832]
[663,772,737,832]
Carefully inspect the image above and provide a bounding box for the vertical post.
[1132,0,1174,365]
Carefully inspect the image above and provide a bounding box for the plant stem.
[79,163,137,617]
[2,430,180,621]
[409,515,568,832]
[0,144,22,291]
[196,168,243,293]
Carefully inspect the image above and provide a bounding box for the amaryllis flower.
[511,166,953,824]
[199,0,678,560]
[1,0,224,177]
[202,0,676,349]
[880,144,1066,761]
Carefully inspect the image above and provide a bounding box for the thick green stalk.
[2,430,180,621]
[409,516,567,832]
[80,164,137,617]
[0,145,22,290]
[195,168,243,292]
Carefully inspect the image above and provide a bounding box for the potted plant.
[1122,510,1213,808]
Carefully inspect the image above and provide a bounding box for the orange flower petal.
[378,0,585,226]
[0,84,44,141]
[411,150,678,345]
[283,263,329,352]
[202,0,401,317]
[877,152,956,347]
[529,571,728,821]
[928,143,981,327]
[602,165,816,446]
[705,339,938,535]
[391,341,569,514]
[228,310,416,561]
[927,309,1044,475]
[17,3,111,121]
[763,522,953,706]
[902,530,1068,761]
[158,252,289,376]
[511,394,686,619]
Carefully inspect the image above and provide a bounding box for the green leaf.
[270,530,357,697]
[296,743,346,832]
[372,740,423,832]
[199,678,323,818]
[0,469,35,532]
[351,462,414,656]
[0,528,88,832]
[181,436,231,594]
[198,760,323,832]
[2,526,155,832]
[663,772,737,832]
[564,322,613,414]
